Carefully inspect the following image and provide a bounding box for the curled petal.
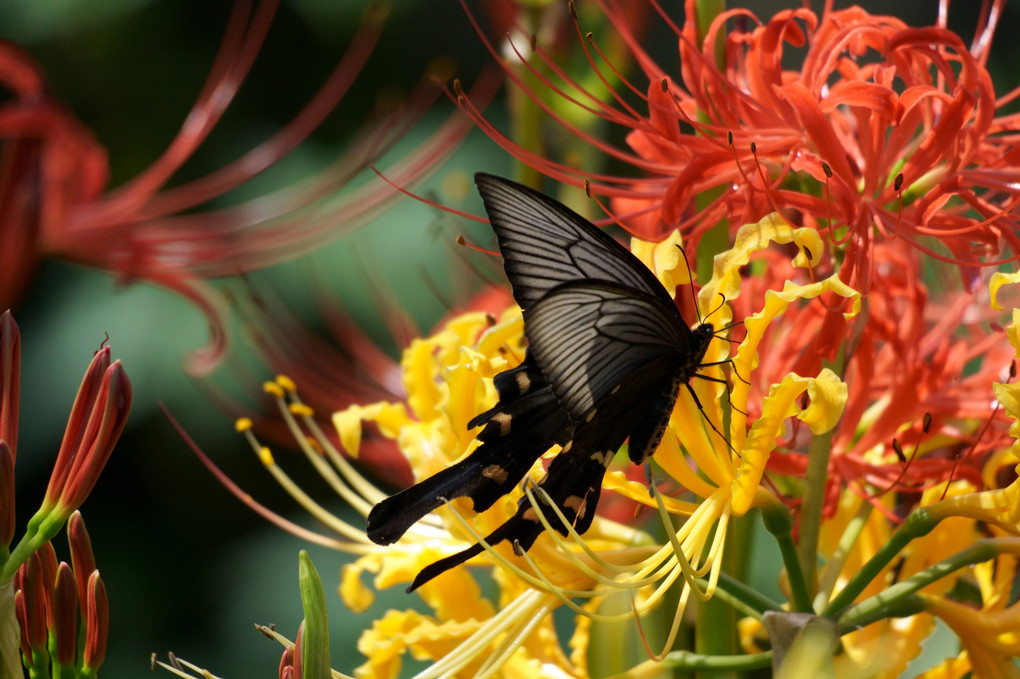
[990,270,1020,311]
[698,213,824,318]
[333,402,410,459]
[732,369,847,515]
[730,275,860,451]
[799,368,849,436]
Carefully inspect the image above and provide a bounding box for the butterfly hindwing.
[523,280,690,421]
[366,355,572,545]
[406,359,675,591]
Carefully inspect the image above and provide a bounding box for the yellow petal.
[340,561,376,614]
[403,337,443,421]
[355,609,483,679]
[729,276,859,451]
[989,270,1020,311]
[630,230,691,293]
[698,213,825,317]
[732,371,846,515]
[333,402,410,457]
[799,368,848,436]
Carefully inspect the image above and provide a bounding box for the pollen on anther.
[263,382,285,397]
[276,375,297,393]
[235,417,254,433]
[258,447,275,466]
[289,403,315,417]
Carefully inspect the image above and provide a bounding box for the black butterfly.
[366,173,716,591]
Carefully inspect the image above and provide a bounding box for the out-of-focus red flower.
[0,0,479,374]
[458,0,1018,290]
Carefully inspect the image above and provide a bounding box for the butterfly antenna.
[727,396,748,418]
[703,293,730,325]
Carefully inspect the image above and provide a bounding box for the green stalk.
[695,526,738,679]
[510,5,547,190]
[822,506,941,618]
[797,344,849,602]
[795,428,832,602]
[837,539,1005,631]
[695,570,784,619]
[618,650,772,677]
[813,499,872,611]
[760,497,813,613]
[660,650,772,673]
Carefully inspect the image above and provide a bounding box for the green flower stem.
[694,0,727,67]
[0,510,64,582]
[814,499,872,612]
[822,506,941,619]
[695,570,784,619]
[510,4,548,191]
[796,428,832,603]
[695,526,738,679]
[622,650,772,676]
[760,497,812,613]
[837,538,1011,631]
[696,208,729,286]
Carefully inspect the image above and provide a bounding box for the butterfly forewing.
[475,174,676,310]
[523,281,690,421]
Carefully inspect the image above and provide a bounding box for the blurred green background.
[2,1,1018,677]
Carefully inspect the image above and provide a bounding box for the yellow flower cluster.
[337,214,858,674]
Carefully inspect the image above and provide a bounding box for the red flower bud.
[68,510,97,606]
[51,563,78,666]
[83,571,108,671]
[38,350,132,528]
[15,552,48,662]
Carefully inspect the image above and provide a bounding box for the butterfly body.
[366,174,715,590]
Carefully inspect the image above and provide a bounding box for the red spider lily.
[0,0,478,374]
[737,241,1014,520]
[457,0,1019,291]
